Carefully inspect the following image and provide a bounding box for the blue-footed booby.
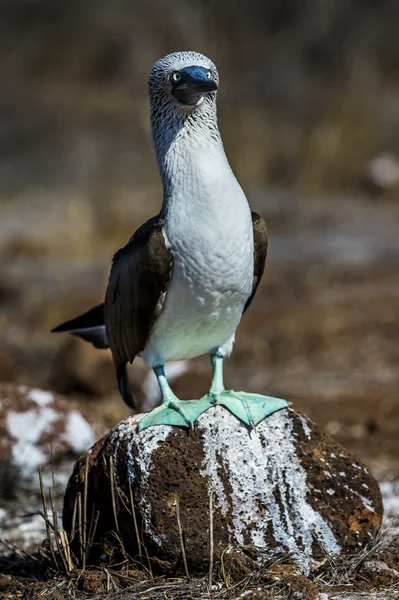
[52,51,288,429]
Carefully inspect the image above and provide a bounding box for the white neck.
[150,98,247,221]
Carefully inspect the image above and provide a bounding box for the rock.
[0,383,101,494]
[283,574,320,599]
[221,546,255,584]
[63,406,382,575]
[359,560,399,587]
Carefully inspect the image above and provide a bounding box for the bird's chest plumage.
[168,206,253,314]
[142,171,254,367]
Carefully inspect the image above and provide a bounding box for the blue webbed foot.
[138,397,211,431]
[215,390,289,428]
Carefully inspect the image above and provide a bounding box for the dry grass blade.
[70,492,78,544]
[220,546,229,589]
[49,487,69,574]
[38,465,58,568]
[59,530,74,572]
[109,455,128,562]
[104,567,118,591]
[128,480,141,553]
[128,479,153,578]
[86,501,95,550]
[87,508,100,555]
[313,536,391,587]
[50,444,56,489]
[77,491,83,567]
[82,452,89,569]
[175,499,190,581]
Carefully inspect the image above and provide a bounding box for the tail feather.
[51,303,104,332]
[117,363,135,409]
[53,303,135,409]
[51,303,108,349]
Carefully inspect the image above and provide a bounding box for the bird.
[52,51,288,430]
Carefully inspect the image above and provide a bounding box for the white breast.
[142,138,254,368]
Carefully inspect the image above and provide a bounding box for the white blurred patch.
[17,513,47,541]
[367,153,399,190]
[62,410,96,454]
[380,480,399,535]
[27,388,53,407]
[6,398,96,482]
[7,408,59,478]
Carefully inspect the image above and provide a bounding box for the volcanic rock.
[0,383,99,495]
[63,406,383,574]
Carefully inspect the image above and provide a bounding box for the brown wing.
[104,215,172,406]
[244,211,268,313]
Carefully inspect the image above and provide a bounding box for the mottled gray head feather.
[148,51,221,175]
[149,51,219,102]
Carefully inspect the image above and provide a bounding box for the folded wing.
[105,216,172,406]
[244,211,268,313]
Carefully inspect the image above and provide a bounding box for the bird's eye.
[172,72,181,82]
[206,71,212,79]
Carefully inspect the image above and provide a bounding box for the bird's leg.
[207,354,289,428]
[138,365,211,431]
[154,365,183,407]
[208,353,225,400]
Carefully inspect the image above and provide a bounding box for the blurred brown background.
[0,0,399,479]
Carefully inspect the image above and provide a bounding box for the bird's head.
[149,51,218,111]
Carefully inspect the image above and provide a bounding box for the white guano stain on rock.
[342,483,375,512]
[7,407,59,478]
[106,416,140,515]
[359,495,375,513]
[298,414,312,438]
[124,416,170,545]
[199,408,341,572]
[108,415,141,482]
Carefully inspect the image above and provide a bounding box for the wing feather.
[244,211,268,313]
[104,216,172,368]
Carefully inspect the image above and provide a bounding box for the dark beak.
[172,65,218,104]
[179,66,218,92]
